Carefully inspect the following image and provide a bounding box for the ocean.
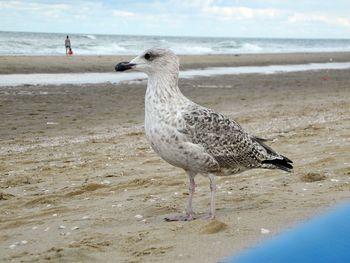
[1,31,350,56]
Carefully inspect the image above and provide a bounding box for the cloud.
[195,1,350,28]
[165,0,282,20]
[112,10,136,18]
[202,6,281,20]
[0,0,69,18]
[288,13,350,27]
[0,1,68,12]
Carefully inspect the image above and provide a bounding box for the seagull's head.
[115,48,179,76]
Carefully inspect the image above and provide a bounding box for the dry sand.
[0,53,350,262]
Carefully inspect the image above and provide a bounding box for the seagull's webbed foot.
[164,213,197,222]
[201,212,216,220]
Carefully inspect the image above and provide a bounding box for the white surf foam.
[3,32,350,56]
[84,35,97,40]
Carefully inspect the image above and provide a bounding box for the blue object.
[225,203,350,263]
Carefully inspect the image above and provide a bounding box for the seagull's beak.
[115,61,136,72]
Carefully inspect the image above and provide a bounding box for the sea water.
[1,62,350,87]
[1,31,350,56]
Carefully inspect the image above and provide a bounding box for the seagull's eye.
[144,52,151,60]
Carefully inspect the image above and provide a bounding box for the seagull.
[115,48,293,221]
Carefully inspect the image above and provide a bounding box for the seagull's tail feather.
[262,157,293,172]
[253,136,293,172]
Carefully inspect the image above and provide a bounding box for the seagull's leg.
[206,173,216,219]
[186,173,196,219]
[165,171,197,222]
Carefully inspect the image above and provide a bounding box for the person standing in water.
[65,35,71,55]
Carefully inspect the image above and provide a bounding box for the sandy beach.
[2,52,350,74]
[1,53,350,263]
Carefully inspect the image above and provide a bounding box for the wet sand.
[1,54,350,262]
[2,52,350,74]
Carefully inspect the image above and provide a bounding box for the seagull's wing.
[182,106,293,171]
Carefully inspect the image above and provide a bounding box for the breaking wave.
[2,31,350,55]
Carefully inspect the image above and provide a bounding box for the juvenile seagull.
[115,48,293,221]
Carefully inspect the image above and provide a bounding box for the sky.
[0,0,350,38]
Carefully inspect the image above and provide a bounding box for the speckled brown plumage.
[182,105,293,174]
